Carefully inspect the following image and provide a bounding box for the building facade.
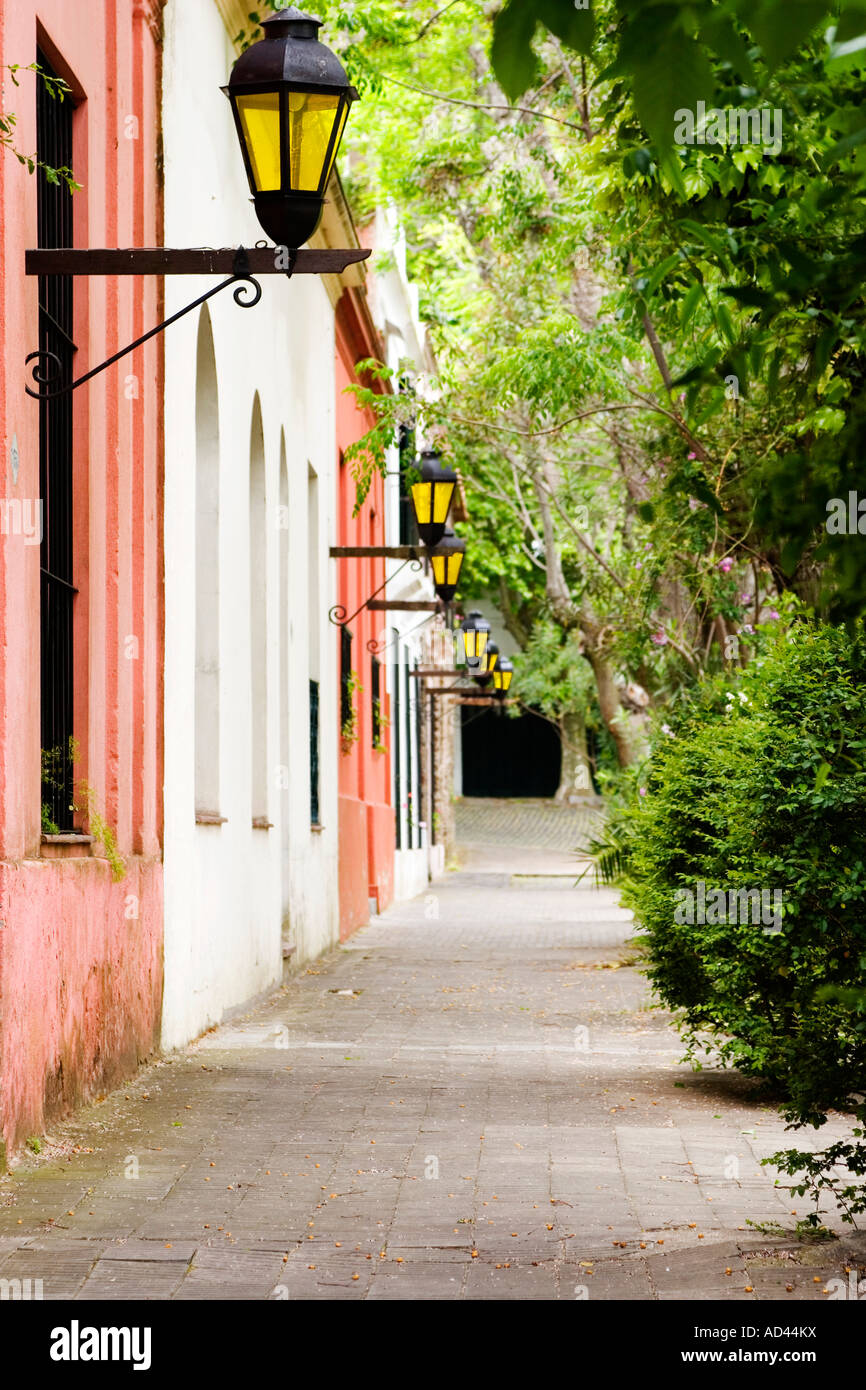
[0,0,165,1160]
[160,0,350,1048]
[0,0,460,1164]
[334,279,395,938]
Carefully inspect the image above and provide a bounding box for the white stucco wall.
[161,0,340,1049]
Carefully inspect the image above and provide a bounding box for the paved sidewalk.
[0,852,861,1300]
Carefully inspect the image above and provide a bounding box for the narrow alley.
[0,804,858,1301]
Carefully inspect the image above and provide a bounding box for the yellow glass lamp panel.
[466,632,488,663]
[237,92,282,192]
[487,648,499,671]
[411,480,433,525]
[431,552,463,587]
[433,479,455,524]
[500,669,513,690]
[288,92,344,192]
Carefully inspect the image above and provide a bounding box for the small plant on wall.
[372,697,390,755]
[41,737,126,881]
[341,670,363,754]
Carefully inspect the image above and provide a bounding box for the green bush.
[614,617,866,1130]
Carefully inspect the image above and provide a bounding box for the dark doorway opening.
[461,705,560,798]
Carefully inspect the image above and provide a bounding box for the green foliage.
[489,1,864,153]
[42,738,126,880]
[512,621,595,719]
[372,696,389,754]
[769,1131,866,1227]
[1,63,81,192]
[77,785,126,883]
[614,616,866,1133]
[341,669,363,748]
[41,743,72,833]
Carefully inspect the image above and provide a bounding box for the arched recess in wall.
[250,394,268,824]
[195,306,220,817]
[278,430,289,852]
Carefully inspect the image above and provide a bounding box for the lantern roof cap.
[463,609,489,629]
[262,7,322,38]
[418,447,457,482]
[229,7,352,92]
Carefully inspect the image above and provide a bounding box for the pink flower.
[718,557,733,574]
[651,630,668,646]
[688,451,697,460]
[639,787,647,797]
[688,497,700,511]
[766,610,780,621]
[741,623,754,635]
[740,592,751,605]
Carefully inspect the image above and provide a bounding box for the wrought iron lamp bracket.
[328,556,424,629]
[24,243,370,401]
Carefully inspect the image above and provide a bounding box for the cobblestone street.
[1,802,861,1301]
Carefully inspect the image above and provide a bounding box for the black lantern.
[461,610,490,669]
[224,8,358,248]
[411,448,457,548]
[493,657,513,695]
[472,641,498,688]
[430,527,465,602]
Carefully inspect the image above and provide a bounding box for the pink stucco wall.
[335,286,395,941]
[0,0,164,1161]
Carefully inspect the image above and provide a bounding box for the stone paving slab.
[1,847,864,1300]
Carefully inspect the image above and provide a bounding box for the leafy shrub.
[613,617,866,1131]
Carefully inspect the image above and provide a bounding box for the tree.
[247,1,864,753]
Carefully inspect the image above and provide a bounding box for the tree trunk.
[585,646,636,767]
[555,710,593,802]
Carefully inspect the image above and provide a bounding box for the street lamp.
[411,448,457,548]
[224,7,358,248]
[25,9,371,401]
[430,527,465,603]
[493,657,514,695]
[461,610,490,669]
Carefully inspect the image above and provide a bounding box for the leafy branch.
[1,63,81,192]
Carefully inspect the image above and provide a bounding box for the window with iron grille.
[370,655,381,748]
[37,49,77,832]
[309,678,320,824]
[340,625,353,735]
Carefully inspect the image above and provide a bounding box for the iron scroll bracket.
[24,244,371,401]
